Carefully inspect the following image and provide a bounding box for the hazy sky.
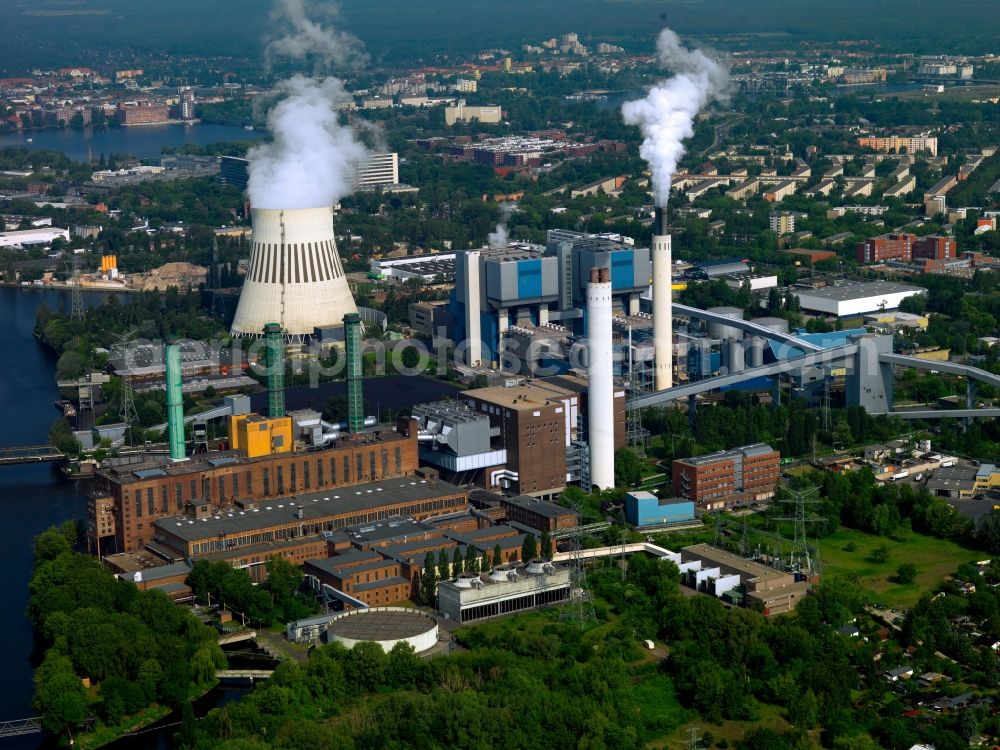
[0,0,997,71]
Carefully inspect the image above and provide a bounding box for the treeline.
[35,288,225,382]
[186,557,317,626]
[589,554,984,750]
[644,393,906,463]
[29,523,226,737]
[182,595,685,749]
[178,549,984,750]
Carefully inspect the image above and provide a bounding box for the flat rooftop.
[99,429,408,485]
[683,543,790,583]
[327,609,436,640]
[463,379,579,411]
[794,281,926,302]
[343,517,436,545]
[501,495,577,519]
[676,443,775,467]
[155,475,466,543]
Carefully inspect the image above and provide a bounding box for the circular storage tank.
[325,607,439,654]
[751,317,790,335]
[706,306,745,340]
[723,339,745,373]
[744,336,766,368]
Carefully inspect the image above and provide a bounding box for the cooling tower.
[231,207,358,341]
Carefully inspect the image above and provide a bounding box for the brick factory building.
[461,377,624,498]
[150,472,468,581]
[499,495,579,532]
[89,419,422,553]
[672,444,780,510]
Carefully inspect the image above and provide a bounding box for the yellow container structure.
[228,414,293,458]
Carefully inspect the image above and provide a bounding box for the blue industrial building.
[625,491,695,528]
[451,231,652,367]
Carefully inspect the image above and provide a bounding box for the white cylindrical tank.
[587,267,615,491]
[652,208,673,391]
[707,306,745,340]
[231,207,358,340]
[752,316,790,334]
[745,336,766,368]
[724,338,745,373]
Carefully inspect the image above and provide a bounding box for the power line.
[774,486,823,576]
[117,330,140,446]
[70,255,83,321]
[559,498,596,627]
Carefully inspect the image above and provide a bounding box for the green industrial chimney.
[264,323,285,418]
[343,313,364,433]
[165,341,186,461]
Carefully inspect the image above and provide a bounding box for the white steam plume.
[264,0,368,72]
[487,224,508,249]
[621,28,729,208]
[487,202,516,249]
[247,0,369,210]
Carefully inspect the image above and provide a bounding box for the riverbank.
[0,122,264,162]
[4,281,133,294]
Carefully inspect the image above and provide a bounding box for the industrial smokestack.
[652,207,673,391]
[264,323,285,418]
[164,341,187,462]
[230,207,358,342]
[343,312,364,434]
[587,267,614,491]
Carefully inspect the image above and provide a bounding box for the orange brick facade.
[673,445,780,510]
[91,423,420,553]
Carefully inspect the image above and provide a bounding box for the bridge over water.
[0,717,42,738]
[0,445,64,466]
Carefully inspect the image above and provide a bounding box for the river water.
[0,287,103,749]
[0,124,264,162]
[0,286,461,748]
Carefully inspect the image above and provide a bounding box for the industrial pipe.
[264,323,285,418]
[165,341,187,462]
[344,313,364,433]
[490,468,519,488]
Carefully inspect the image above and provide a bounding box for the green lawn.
[820,527,981,608]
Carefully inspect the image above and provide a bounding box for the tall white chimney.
[652,207,673,390]
[587,267,615,490]
[231,206,358,341]
[461,250,482,367]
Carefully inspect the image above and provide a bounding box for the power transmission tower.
[775,486,823,576]
[624,326,649,457]
[560,499,596,627]
[70,255,83,321]
[685,725,702,750]
[117,330,140,446]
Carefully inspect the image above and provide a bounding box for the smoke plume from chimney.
[621,28,729,208]
[487,201,516,249]
[247,0,369,210]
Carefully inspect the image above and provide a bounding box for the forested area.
[171,549,996,750]
[186,557,317,626]
[29,523,226,740]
